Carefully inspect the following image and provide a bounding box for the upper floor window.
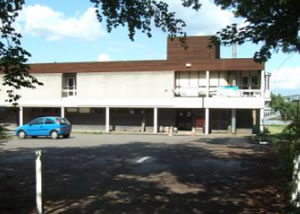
[62,73,77,97]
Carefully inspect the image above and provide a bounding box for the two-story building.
[0,36,271,134]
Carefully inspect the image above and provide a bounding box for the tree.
[0,0,42,105]
[0,0,202,104]
[214,0,300,62]
[270,93,297,120]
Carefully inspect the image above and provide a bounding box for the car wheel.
[32,136,37,138]
[50,131,59,139]
[63,134,70,138]
[18,131,26,139]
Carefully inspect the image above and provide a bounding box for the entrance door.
[176,110,193,130]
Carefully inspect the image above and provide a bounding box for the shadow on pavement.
[0,139,284,214]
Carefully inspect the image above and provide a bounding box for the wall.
[167,36,220,60]
[0,73,62,105]
[76,71,174,102]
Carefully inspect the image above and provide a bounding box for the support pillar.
[259,108,264,133]
[61,107,65,118]
[231,109,236,134]
[153,108,158,134]
[232,71,237,86]
[19,106,23,126]
[205,108,209,135]
[261,70,265,97]
[206,70,210,97]
[105,107,110,133]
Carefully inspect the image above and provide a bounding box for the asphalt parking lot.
[0,133,284,214]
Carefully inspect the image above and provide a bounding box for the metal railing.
[62,88,77,97]
[174,87,263,98]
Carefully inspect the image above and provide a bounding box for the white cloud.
[271,67,300,90]
[97,53,111,61]
[17,5,106,41]
[164,0,241,35]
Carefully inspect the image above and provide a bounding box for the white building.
[0,36,271,134]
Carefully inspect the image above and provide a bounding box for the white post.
[261,70,265,97]
[105,107,110,133]
[259,108,264,132]
[153,108,158,134]
[35,150,43,214]
[231,109,236,134]
[232,71,237,86]
[292,154,300,206]
[206,70,210,97]
[61,107,65,118]
[205,108,209,135]
[19,106,23,126]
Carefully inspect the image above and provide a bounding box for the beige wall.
[77,71,175,100]
[0,73,62,102]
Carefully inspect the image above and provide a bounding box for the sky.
[14,0,300,96]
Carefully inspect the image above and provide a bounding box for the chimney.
[232,43,237,58]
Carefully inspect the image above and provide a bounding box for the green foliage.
[0,0,43,105]
[0,124,9,140]
[270,93,298,120]
[90,0,201,40]
[214,0,300,62]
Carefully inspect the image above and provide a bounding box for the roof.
[28,58,264,74]
[23,36,264,74]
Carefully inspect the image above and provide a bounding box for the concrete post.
[259,108,264,133]
[261,70,265,97]
[206,70,210,97]
[153,108,158,134]
[105,107,110,133]
[205,108,209,135]
[61,107,65,118]
[35,150,43,214]
[231,109,236,134]
[232,71,237,86]
[19,106,23,126]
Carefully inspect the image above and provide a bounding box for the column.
[205,108,209,135]
[105,107,110,133]
[232,71,237,86]
[61,106,65,118]
[231,109,236,134]
[19,106,23,126]
[206,70,210,97]
[259,108,264,133]
[261,70,265,97]
[153,107,158,134]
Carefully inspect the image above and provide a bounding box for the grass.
[267,124,287,135]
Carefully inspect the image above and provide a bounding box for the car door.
[26,118,45,136]
[44,118,57,135]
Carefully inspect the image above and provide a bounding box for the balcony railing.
[175,86,263,98]
[62,87,77,97]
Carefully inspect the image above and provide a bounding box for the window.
[251,76,259,89]
[242,77,248,86]
[62,73,77,97]
[45,118,55,124]
[56,118,70,125]
[29,118,44,125]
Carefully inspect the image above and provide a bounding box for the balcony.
[62,87,77,97]
[174,86,263,98]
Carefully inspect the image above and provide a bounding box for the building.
[0,36,271,134]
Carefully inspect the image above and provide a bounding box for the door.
[26,118,45,136]
[176,110,193,130]
[44,118,57,135]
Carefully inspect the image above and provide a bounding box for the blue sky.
[16,0,300,95]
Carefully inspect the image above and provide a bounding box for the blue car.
[16,117,72,139]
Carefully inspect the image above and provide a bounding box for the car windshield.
[56,118,70,125]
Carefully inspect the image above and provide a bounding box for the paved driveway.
[0,134,284,214]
